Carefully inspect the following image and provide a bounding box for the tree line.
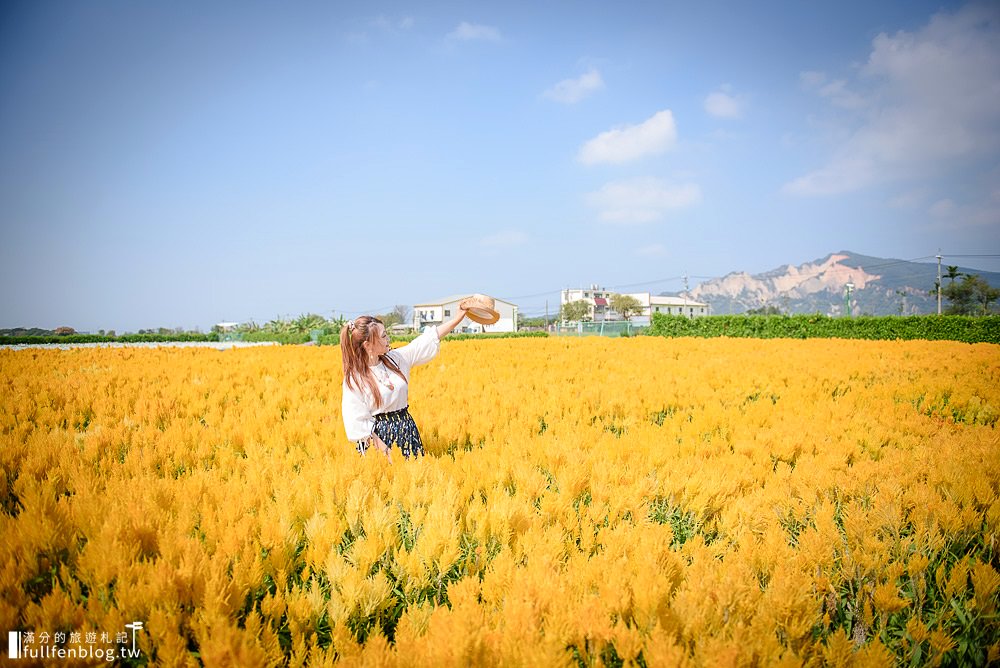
[932,267,1000,316]
[555,273,999,322]
[560,294,643,322]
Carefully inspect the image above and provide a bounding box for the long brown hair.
[340,316,405,409]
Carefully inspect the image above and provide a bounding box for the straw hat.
[460,294,500,325]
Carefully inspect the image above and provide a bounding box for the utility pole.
[936,251,942,315]
[545,300,549,331]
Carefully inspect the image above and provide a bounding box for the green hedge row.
[238,331,312,345]
[647,314,1000,344]
[1,331,325,346]
[441,330,548,342]
[317,330,549,346]
[0,332,219,345]
[7,319,995,346]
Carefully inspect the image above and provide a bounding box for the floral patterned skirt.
[356,406,424,459]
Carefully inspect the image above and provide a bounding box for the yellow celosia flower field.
[2,336,999,667]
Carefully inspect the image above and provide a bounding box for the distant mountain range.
[665,251,1000,316]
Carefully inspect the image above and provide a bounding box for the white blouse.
[341,327,441,441]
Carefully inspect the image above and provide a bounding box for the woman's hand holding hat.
[461,294,500,325]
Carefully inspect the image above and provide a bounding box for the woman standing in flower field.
[341,306,469,461]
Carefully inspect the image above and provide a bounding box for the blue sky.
[2,1,998,331]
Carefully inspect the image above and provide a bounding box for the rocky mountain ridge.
[667,251,1000,316]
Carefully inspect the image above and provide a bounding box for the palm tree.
[292,313,327,334]
[328,315,347,336]
[237,320,261,333]
[265,317,295,334]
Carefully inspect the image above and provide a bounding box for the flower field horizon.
[2,337,999,666]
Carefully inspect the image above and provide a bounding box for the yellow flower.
[2,336,998,664]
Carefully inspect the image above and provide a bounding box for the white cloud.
[578,110,678,165]
[586,177,701,224]
[925,197,1000,229]
[783,154,881,196]
[544,69,604,104]
[799,71,865,109]
[799,71,827,88]
[349,15,414,43]
[635,243,667,257]
[929,198,957,217]
[816,79,866,110]
[480,229,527,248]
[447,22,501,42]
[372,15,413,31]
[785,4,1000,196]
[887,189,926,209]
[704,89,743,119]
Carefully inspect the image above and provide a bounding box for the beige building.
[624,292,710,320]
[412,295,518,333]
[561,285,709,322]
[560,285,615,321]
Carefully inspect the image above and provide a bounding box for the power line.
[506,288,564,300]
[786,255,936,276]
[605,275,687,290]
[333,305,396,317]
[509,275,690,299]
[329,251,998,320]
[518,259,915,310]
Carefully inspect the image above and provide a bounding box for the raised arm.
[436,304,468,339]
